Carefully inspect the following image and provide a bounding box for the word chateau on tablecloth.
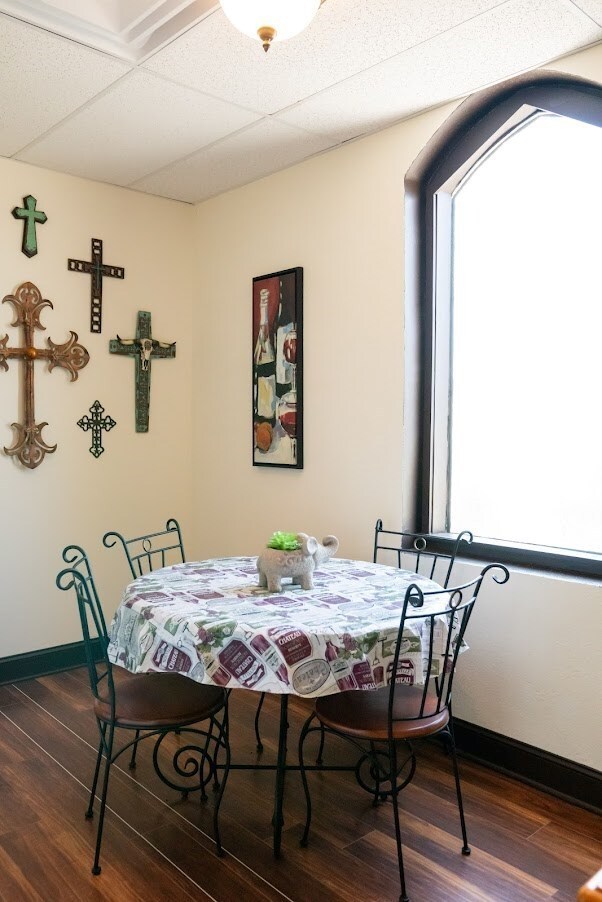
[108,557,459,699]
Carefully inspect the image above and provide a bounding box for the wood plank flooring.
[0,668,599,901]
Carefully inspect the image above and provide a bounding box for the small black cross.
[77,400,116,458]
[68,238,125,334]
[12,195,47,258]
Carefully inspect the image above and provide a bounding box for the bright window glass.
[449,113,602,553]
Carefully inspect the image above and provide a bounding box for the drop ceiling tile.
[131,118,337,202]
[276,0,602,143]
[17,69,261,185]
[143,0,503,115]
[0,13,130,156]
[573,0,602,26]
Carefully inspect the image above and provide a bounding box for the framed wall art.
[252,267,303,469]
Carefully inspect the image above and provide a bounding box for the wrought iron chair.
[103,519,269,753]
[56,544,230,876]
[373,518,474,587]
[102,517,186,577]
[298,564,509,902]
[309,522,475,770]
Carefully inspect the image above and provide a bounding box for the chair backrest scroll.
[103,517,185,578]
[373,518,474,588]
[56,544,115,710]
[387,563,510,739]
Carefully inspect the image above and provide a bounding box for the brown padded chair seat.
[315,685,449,741]
[94,671,226,729]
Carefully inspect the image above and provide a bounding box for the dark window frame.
[403,71,602,580]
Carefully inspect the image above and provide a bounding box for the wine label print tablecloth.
[108,557,460,698]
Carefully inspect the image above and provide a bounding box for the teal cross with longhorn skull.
[109,311,176,433]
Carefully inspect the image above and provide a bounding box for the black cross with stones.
[68,238,125,334]
[12,195,47,258]
[109,311,176,433]
[77,400,116,458]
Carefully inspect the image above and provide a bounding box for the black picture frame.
[252,267,303,469]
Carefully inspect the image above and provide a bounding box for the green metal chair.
[102,517,186,577]
[310,520,475,768]
[56,544,230,876]
[298,564,509,902]
[103,519,269,753]
[373,519,474,587]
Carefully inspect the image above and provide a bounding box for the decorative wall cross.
[0,282,89,469]
[68,238,125,334]
[12,195,47,258]
[109,311,175,433]
[78,400,116,458]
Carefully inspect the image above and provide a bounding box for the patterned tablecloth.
[107,557,455,699]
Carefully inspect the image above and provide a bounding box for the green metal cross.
[109,311,175,433]
[12,195,47,258]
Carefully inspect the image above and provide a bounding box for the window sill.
[430,533,602,582]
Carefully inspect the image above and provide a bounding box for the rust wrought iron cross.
[68,238,125,334]
[109,311,175,433]
[0,282,90,469]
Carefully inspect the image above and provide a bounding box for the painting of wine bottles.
[252,267,303,468]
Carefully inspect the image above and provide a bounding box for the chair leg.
[92,723,115,876]
[444,726,471,855]
[298,713,316,847]
[128,730,140,769]
[199,721,214,802]
[210,717,221,792]
[369,741,381,806]
[86,722,106,820]
[389,740,409,902]
[212,691,230,792]
[254,692,265,753]
[316,720,326,765]
[212,715,231,857]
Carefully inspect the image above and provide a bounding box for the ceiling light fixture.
[220,0,322,53]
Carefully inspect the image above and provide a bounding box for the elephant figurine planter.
[257,533,339,592]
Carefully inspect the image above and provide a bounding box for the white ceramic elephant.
[257,534,339,592]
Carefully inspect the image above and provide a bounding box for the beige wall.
[193,43,602,770]
[0,158,196,657]
[193,105,436,559]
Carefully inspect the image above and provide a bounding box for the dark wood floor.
[0,669,599,902]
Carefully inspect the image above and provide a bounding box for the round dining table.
[107,555,451,853]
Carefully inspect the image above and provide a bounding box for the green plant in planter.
[258,532,339,592]
[266,531,301,551]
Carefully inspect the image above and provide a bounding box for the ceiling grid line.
[9,66,137,159]
[566,0,602,27]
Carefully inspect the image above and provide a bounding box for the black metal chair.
[56,544,230,876]
[103,519,269,753]
[310,518,474,763]
[309,521,475,771]
[373,518,474,587]
[102,517,186,577]
[298,564,509,902]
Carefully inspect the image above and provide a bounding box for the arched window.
[404,73,602,577]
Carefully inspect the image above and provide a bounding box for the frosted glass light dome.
[220,0,321,51]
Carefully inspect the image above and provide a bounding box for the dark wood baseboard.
[0,639,102,685]
[453,718,602,814]
[1,644,599,813]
